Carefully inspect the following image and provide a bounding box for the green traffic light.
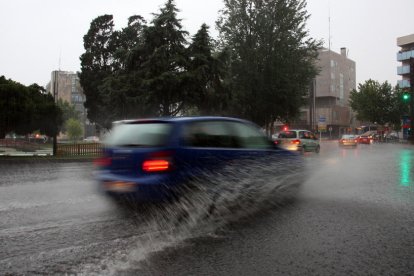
[403,93,410,100]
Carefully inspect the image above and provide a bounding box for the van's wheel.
[315,145,320,153]
[301,146,306,154]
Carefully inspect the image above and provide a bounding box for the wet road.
[1,142,414,275]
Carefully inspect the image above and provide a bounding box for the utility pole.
[53,71,58,155]
[309,79,316,131]
[409,58,414,143]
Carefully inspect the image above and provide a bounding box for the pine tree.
[141,0,189,116]
[187,24,230,115]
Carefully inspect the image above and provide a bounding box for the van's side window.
[182,121,240,148]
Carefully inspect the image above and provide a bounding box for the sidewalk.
[0,147,53,157]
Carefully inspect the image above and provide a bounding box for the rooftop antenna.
[58,48,62,71]
[328,0,331,51]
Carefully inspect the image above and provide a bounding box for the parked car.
[83,136,100,143]
[273,129,320,153]
[94,116,305,203]
[28,134,48,143]
[385,132,399,143]
[358,131,376,144]
[339,134,358,147]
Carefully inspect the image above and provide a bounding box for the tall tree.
[187,24,231,115]
[217,0,321,129]
[141,0,189,116]
[79,15,117,129]
[99,15,156,121]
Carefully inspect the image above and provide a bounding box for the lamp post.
[409,58,414,143]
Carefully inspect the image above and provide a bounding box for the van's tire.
[301,146,306,154]
[315,145,320,153]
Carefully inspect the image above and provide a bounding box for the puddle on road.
[78,156,305,275]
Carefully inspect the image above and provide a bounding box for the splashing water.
[79,154,305,275]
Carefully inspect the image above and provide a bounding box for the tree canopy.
[186,24,230,115]
[217,0,322,129]
[57,99,81,133]
[349,79,408,130]
[79,14,117,130]
[0,76,62,138]
[66,118,83,142]
[79,0,320,130]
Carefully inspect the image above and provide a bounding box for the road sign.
[318,123,327,132]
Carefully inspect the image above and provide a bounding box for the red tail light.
[142,151,173,172]
[143,160,170,172]
[274,140,279,145]
[94,157,111,167]
[291,139,301,145]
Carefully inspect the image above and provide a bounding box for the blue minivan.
[95,116,304,202]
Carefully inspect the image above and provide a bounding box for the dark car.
[95,116,305,203]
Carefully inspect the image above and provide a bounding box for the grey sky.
[1,0,413,87]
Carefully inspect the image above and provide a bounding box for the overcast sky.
[1,0,413,87]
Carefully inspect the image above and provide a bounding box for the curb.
[0,155,97,164]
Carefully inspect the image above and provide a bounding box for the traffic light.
[403,93,410,101]
[282,125,288,131]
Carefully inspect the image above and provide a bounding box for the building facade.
[46,71,95,138]
[294,48,356,138]
[397,34,414,89]
[397,34,414,138]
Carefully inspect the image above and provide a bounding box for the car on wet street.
[273,129,320,153]
[338,134,358,147]
[83,136,100,143]
[358,131,376,144]
[95,116,304,202]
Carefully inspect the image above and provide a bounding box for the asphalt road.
[1,141,414,275]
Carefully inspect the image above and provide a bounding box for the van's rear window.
[105,122,172,147]
[278,131,297,139]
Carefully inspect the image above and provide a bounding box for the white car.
[83,136,100,142]
[273,129,320,153]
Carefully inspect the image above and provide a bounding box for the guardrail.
[56,143,102,156]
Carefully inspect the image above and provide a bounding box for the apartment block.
[295,48,356,138]
[397,33,414,89]
[46,71,95,137]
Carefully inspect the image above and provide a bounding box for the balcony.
[397,50,414,61]
[397,65,411,75]
[398,80,411,88]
